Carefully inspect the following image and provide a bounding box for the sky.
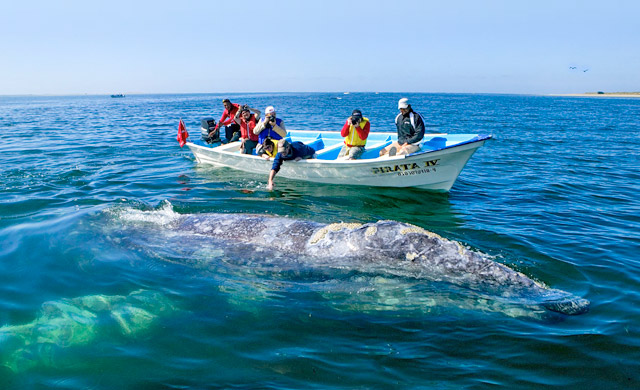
[1,0,639,95]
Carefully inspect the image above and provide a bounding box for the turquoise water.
[1,93,639,389]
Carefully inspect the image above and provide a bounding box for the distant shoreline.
[552,92,640,98]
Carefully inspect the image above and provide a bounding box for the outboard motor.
[200,118,220,144]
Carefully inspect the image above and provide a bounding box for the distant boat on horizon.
[111,94,125,98]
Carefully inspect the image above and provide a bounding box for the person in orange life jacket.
[338,109,370,160]
[261,137,316,190]
[254,106,287,155]
[215,99,242,143]
[233,104,261,154]
[379,98,425,157]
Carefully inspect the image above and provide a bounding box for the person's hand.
[261,155,271,160]
[347,117,353,125]
[267,181,274,190]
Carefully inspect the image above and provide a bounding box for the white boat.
[185,130,491,191]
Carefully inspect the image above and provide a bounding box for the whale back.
[156,212,590,316]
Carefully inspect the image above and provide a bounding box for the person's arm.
[267,170,277,190]
[267,153,284,189]
[272,120,287,138]
[405,114,425,144]
[341,118,351,137]
[356,120,370,140]
[228,105,240,125]
[233,109,242,125]
[271,153,284,172]
[216,110,229,129]
[253,118,266,135]
[249,107,261,118]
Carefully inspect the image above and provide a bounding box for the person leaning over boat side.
[261,138,316,190]
[338,109,370,160]
[254,106,287,155]
[215,99,242,143]
[379,98,425,157]
[233,104,261,154]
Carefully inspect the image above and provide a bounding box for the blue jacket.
[271,141,316,173]
[257,118,284,144]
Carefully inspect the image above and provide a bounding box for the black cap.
[351,109,362,118]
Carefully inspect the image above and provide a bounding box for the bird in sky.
[583,69,589,72]
[569,66,577,69]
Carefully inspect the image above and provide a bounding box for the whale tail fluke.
[542,297,590,315]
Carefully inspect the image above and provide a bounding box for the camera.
[351,116,361,126]
[269,116,276,123]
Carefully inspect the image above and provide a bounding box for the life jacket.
[241,114,259,141]
[344,117,369,147]
[258,118,284,144]
[264,138,279,158]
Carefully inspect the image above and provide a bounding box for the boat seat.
[420,137,447,151]
[359,141,393,160]
[314,143,345,160]
[307,138,325,152]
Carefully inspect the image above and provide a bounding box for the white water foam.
[108,200,181,227]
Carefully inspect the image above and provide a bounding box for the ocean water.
[0,93,639,389]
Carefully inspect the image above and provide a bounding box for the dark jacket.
[395,110,425,145]
[271,141,316,173]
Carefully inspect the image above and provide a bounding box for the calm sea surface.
[1,93,639,389]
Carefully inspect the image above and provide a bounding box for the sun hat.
[398,98,409,109]
[265,106,275,114]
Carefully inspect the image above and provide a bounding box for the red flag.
[177,119,189,147]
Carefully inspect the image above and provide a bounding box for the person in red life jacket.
[261,138,316,190]
[253,106,287,155]
[379,98,425,157]
[215,99,242,143]
[338,109,370,160]
[233,104,261,154]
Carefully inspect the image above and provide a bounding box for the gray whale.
[163,212,589,316]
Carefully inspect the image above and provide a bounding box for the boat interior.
[194,129,484,160]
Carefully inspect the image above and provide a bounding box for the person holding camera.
[215,98,242,143]
[253,106,287,154]
[379,98,425,157]
[338,109,370,160]
[233,104,261,154]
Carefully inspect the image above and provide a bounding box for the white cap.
[398,98,409,109]
[265,106,275,114]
